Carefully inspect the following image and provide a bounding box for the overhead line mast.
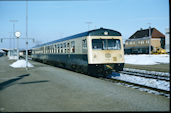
[26,0,28,70]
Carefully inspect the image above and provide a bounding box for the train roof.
[33,28,121,48]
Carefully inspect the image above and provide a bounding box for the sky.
[0,0,169,50]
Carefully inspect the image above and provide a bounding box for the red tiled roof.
[129,28,165,39]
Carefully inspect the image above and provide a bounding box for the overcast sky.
[0,0,169,49]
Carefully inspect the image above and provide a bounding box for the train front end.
[87,28,124,75]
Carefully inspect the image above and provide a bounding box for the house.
[124,27,165,54]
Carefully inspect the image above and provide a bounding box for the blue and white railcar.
[31,28,124,76]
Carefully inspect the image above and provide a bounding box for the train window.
[108,39,121,50]
[46,47,48,53]
[82,39,87,49]
[60,44,63,53]
[50,46,53,53]
[67,42,70,53]
[64,43,66,48]
[55,44,57,53]
[50,46,52,53]
[65,49,67,53]
[141,41,143,44]
[52,45,54,53]
[54,45,55,53]
[57,44,60,53]
[49,46,51,53]
[67,43,70,47]
[147,40,149,44]
[92,39,121,50]
[92,39,102,49]
[71,41,75,53]
[47,46,50,53]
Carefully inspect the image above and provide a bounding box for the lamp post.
[15,31,21,60]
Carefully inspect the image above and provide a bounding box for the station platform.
[0,56,169,112]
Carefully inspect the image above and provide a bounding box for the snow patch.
[112,74,170,91]
[10,60,34,68]
[125,54,169,65]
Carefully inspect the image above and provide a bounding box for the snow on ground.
[8,56,18,60]
[125,54,169,65]
[10,60,34,68]
[111,73,170,91]
[110,54,170,97]
[108,72,170,97]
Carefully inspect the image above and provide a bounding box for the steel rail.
[120,69,170,82]
[123,68,169,77]
[100,77,170,97]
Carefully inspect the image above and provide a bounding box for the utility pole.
[26,0,29,70]
[8,32,13,49]
[9,20,18,49]
[148,23,151,55]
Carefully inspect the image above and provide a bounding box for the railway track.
[100,68,170,97]
[120,68,170,82]
[103,77,170,96]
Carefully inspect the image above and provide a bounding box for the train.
[31,28,125,77]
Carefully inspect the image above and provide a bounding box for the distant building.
[7,49,18,59]
[165,28,170,53]
[124,27,165,54]
[0,49,5,57]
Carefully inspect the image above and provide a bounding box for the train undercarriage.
[32,57,124,77]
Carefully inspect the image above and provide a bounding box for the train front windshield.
[92,39,121,50]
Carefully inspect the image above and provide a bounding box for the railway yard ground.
[0,56,170,112]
